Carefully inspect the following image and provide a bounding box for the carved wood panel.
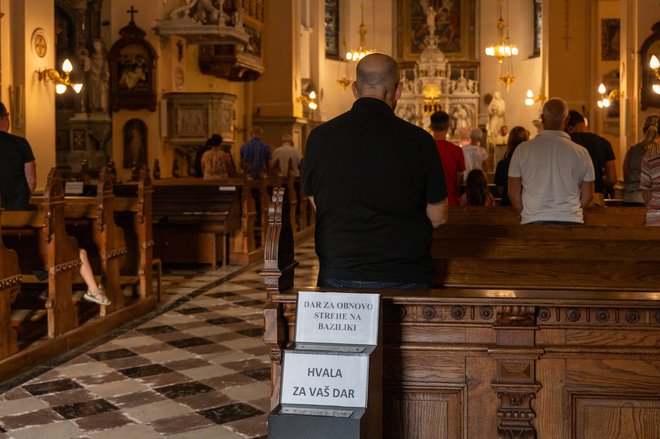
[384,387,465,439]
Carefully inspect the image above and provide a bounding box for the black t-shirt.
[494,157,511,206]
[0,132,35,210]
[570,132,615,194]
[302,98,447,284]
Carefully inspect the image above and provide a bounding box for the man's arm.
[507,176,523,213]
[308,196,316,211]
[24,160,36,194]
[426,199,448,228]
[603,160,617,187]
[579,180,595,208]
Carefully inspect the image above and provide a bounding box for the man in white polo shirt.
[508,98,594,224]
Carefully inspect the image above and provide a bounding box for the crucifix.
[126,5,138,22]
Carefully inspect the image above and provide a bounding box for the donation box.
[268,291,382,439]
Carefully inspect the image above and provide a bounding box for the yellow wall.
[7,0,56,192]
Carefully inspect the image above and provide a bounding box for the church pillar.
[252,0,308,150]
[543,0,594,113]
[8,0,56,192]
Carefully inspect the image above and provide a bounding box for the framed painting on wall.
[396,0,476,62]
[601,19,620,61]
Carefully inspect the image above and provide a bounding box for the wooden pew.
[0,209,21,359]
[2,170,81,338]
[33,167,128,316]
[0,166,157,382]
[433,205,657,289]
[112,166,156,301]
[262,188,660,439]
[150,178,241,269]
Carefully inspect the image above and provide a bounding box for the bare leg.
[79,248,99,292]
[80,249,110,305]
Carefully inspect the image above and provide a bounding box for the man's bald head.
[541,98,569,131]
[352,53,402,108]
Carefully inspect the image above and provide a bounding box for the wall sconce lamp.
[36,59,83,94]
[298,90,318,111]
[650,55,660,94]
[596,83,622,108]
[524,89,546,106]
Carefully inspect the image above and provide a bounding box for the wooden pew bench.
[433,205,656,289]
[0,166,157,381]
[261,188,660,439]
[2,170,82,339]
[149,179,241,269]
[0,211,21,359]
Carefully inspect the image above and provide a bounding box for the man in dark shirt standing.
[566,110,616,206]
[0,102,36,210]
[302,53,448,289]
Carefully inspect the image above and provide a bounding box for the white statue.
[80,39,110,113]
[488,91,506,143]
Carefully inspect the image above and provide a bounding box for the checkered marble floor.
[0,238,319,438]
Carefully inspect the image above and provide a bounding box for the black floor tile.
[167,337,213,348]
[176,307,210,315]
[206,292,239,299]
[136,325,179,335]
[206,317,243,325]
[119,364,174,379]
[155,381,214,399]
[237,327,264,337]
[198,403,264,425]
[236,300,264,307]
[23,378,83,396]
[88,348,138,362]
[241,367,270,381]
[52,398,119,419]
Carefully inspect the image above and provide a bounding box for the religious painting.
[601,19,620,61]
[396,0,476,61]
[109,15,158,111]
[325,0,340,59]
[123,119,148,168]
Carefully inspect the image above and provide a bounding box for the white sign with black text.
[295,292,379,346]
[280,351,369,408]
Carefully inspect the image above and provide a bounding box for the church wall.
[0,0,12,104]
[14,0,56,192]
[479,0,541,136]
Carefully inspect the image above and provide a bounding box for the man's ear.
[351,81,359,99]
[394,81,403,100]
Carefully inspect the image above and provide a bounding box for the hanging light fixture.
[484,0,518,90]
[651,55,660,94]
[345,2,374,62]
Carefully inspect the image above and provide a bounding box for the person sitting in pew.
[639,115,660,226]
[79,248,111,305]
[200,134,233,180]
[460,169,495,207]
[494,126,529,206]
[623,114,658,206]
[34,248,111,306]
[0,101,36,211]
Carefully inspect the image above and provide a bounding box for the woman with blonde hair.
[623,114,658,205]
[639,115,660,225]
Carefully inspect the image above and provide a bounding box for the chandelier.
[484,0,518,90]
[345,2,373,62]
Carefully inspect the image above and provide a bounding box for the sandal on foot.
[83,288,111,306]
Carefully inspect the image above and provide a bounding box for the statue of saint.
[488,92,506,143]
[81,39,110,113]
